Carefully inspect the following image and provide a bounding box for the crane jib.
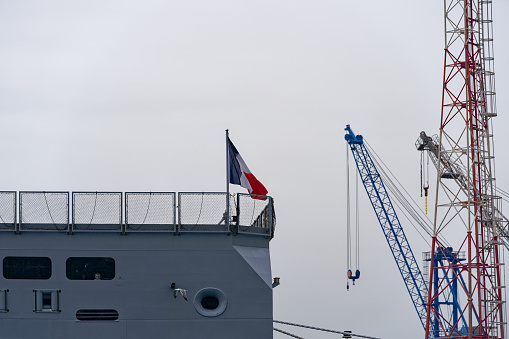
[345,124,428,330]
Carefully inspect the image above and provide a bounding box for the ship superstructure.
[0,191,275,339]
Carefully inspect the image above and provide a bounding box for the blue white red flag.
[227,137,268,197]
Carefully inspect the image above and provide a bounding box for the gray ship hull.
[0,232,273,338]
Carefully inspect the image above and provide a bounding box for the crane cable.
[496,186,509,203]
[346,143,360,289]
[365,140,432,245]
[364,140,450,247]
[355,160,360,271]
[346,142,351,277]
[421,149,430,213]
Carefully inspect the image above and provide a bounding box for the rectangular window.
[66,257,115,280]
[3,257,51,280]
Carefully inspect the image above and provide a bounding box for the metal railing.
[72,192,122,232]
[236,193,273,236]
[125,192,176,232]
[178,192,231,232]
[0,191,274,237]
[20,192,69,232]
[0,192,16,231]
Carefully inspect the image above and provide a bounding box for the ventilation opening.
[201,296,219,310]
[193,288,227,317]
[76,309,119,321]
[34,290,60,312]
[42,292,52,310]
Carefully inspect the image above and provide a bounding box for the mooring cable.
[273,320,381,339]
[273,327,305,338]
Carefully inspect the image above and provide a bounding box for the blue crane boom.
[345,125,428,330]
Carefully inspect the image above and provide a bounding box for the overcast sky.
[1,1,509,338]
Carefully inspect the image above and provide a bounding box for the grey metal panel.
[0,191,276,339]
[0,232,273,339]
[0,289,7,312]
[233,245,272,287]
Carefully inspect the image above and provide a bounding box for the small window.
[66,257,115,280]
[3,257,51,280]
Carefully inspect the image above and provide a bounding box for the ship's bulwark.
[0,232,273,339]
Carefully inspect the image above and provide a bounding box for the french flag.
[227,137,268,197]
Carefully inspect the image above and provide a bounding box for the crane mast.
[425,0,505,337]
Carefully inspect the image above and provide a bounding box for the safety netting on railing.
[0,192,16,231]
[125,192,175,232]
[178,192,234,232]
[72,192,122,231]
[1,191,274,236]
[236,194,273,236]
[19,192,69,231]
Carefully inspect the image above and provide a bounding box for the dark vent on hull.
[76,309,119,321]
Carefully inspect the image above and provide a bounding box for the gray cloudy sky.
[1,1,509,338]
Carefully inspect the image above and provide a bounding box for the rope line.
[193,192,204,229]
[43,192,58,227]
[140,192,152,225]
[273,320,381,339]
[126,193,152,231]
[86,192,98,230]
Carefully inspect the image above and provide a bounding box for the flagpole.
[226,129,230,233]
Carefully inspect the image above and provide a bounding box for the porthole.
[193,288,227,317]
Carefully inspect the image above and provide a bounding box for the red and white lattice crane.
[425,0,506,338]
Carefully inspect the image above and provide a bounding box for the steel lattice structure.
[425,0,505,338]
[345,125,429,330]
